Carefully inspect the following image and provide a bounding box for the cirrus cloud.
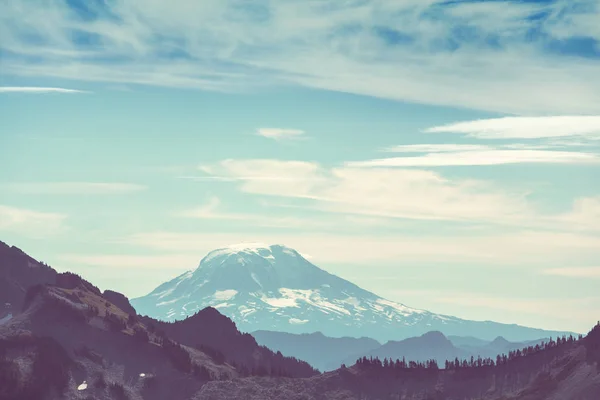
[193,158,600,232]
[425,116,600,140]
[542,267,600,278]
[347,149,600,167]
[257,128,305,140]
[1,182,147,195]
[0,86,88,94]
[2,1,600,114]
[0,204,66,237]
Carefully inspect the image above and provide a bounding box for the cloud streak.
[257,128,305,140]
[426,116,600,140]
[542,267,600,278]
[194,158,600,232]
[0,204,66,237]
[57,254,201,270]
[0,87,87,94]
[348,149,600,167]
[177,196,396,230]
[1,182,147,195]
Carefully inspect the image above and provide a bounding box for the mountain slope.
[132,243,574,342]
[252,330,381,371]
[0,274,235,400]
[0,241,318,400]
[0,240,57,311]
[139,308,318,377]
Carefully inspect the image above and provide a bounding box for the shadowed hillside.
[139,310,319,378]
[0,274,235,400]
[0,241,317,400]
[0,240,57,311]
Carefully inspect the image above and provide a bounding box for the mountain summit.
[132,244,573,342]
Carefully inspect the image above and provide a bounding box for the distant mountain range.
[253,329,548,372]
[132,243,575,342]
[252,330,381,371]
[201,324,600,400]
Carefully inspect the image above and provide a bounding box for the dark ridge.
[103,290,136,316]
[584,321,600,364]
[139,308,319,378]
[0,241,57,310]
[55,272,101,295]
[489,336,510,346]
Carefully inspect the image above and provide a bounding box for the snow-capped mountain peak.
[199,243,299,265]
[132,244,443,341]
[131,244,570,342]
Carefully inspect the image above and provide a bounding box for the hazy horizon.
[1,0,599,335]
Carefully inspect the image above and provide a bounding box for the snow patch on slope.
[213,290,238,301]
[375,298,427,315]
[289,318,309,325]
[157,296,187,307]
[257,288,353,316]
[0,313,12,326]
[251,273,263,288]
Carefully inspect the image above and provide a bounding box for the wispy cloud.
[1,182,146,195]
[0,204,66,237]
[256,128,305,140]
[348,149,599,167]
[57,254,200,270]
[0,86,87,94]
[370,119,600,166]
[196,158,600,232]
[2,1,600,114]
[542,267,600,278]
[177,196,338,230]
[426,116,600,140]
[199,159,530,224]
[383,144,491,153]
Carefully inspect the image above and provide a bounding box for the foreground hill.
[0,240,57,310]
[0,274,235,400]
[138,309,318,377]
[132,243,574,342]
[0,241,317,400]
[196,323,600,400]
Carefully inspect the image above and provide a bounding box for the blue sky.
[1,0,599,333]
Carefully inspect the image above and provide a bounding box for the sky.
[1,0,599,334]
